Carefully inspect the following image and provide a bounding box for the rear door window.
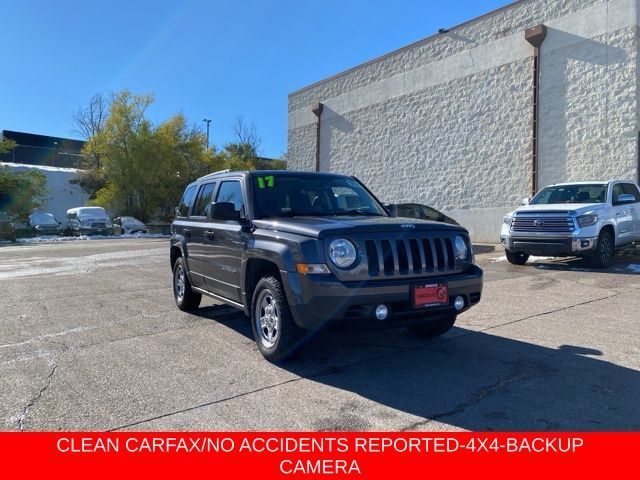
[191,182,217,218]
[177,185,197,217]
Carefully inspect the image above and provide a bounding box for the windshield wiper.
[334,209,384,217]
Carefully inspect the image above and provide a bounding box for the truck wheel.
[251,276,303,362]
[589,230,614,268]
[505,250,529,265]
[406,314,456,338]
[173,257,201,311]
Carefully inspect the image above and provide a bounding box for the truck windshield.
[529,184,607,205]
[252,173,387,218]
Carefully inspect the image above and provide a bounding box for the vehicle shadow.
[194,306,640,431]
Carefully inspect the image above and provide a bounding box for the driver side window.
[612,184,625,205]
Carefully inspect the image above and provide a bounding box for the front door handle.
[204,230,216,240]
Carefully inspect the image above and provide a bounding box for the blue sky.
[0,0,510,158]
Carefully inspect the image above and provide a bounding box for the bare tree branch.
[232,115,262,153]
[71,93,110,140]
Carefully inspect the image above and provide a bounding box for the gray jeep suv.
[170,170,483,361]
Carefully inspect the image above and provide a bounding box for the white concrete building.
[286,0,640,242]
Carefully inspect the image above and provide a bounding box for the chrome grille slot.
[365,240,379,276]
[445,238,455,269]
[396,240,409,274]
[422,238,435,271]
[434,238,445,271]
[381,240,394,276]
[409,239,422,274]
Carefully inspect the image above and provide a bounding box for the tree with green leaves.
[0,138,17,155]
[85,90,213,221]
[77,89,285,221]
[0,166,48,219]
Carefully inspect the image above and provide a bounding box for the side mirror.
[616,193,636,205]
[211,202,240,221]
[521,197,530,206]
[175,206,180,217]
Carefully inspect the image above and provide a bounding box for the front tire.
[590,230,614,268]
[173,257,201,311]
[406,314,456,338]
[506,250,529,265]
[251,276,303,362]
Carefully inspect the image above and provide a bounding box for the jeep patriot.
[170,170,483,361]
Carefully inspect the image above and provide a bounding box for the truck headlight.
[454,235,469,260]
[503,215,513,226]
[329,238,357,268]
[577,214,598,228]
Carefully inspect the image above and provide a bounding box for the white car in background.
[66,207,112,236]
[501,181,640,268]
[113,216,148,235]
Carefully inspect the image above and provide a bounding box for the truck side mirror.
[521,197,530,206]
[615,193,636,205]
[211,202,240,221]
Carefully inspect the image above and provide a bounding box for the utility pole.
[203,119,212,148]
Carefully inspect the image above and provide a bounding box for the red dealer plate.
[413,283,449,308]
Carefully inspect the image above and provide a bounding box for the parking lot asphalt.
[1,238,639,432]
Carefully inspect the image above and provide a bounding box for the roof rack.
[209,169,230,176]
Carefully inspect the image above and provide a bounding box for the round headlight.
[454,235,469,260]
[329,238,357,268]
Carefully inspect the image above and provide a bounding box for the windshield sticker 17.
[257,176,275,188]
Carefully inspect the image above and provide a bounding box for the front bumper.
[282,265,483,330]
[500,235,597,257]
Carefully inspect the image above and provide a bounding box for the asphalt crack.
[17,357,57,431]
[399,361,541,431]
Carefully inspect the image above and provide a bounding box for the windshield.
[30,213,57,225]
[252,173,387,219]
[121,217,144,226]
[530,184,607,205]
[77,207,107,217]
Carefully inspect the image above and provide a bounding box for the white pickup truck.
[500,180,640,268]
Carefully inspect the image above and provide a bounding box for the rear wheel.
[251,276,304,362]
[590,230,614,268]
[506,250,529,265]
[406,313,456,338]
[173,257,201,311]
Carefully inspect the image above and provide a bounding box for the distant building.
[0,130,86,169]
[287,0,640,242]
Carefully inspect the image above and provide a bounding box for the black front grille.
[364,236,457,277]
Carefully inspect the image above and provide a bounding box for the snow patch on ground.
[0,247,166,279]
[491,255,556,263]
[16,233,169,244]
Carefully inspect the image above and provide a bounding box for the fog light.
[375,304,389,320]
[454,296,465,311]
[581,240,590,248]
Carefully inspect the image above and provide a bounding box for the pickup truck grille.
[364,236,456,277]
[511,215,574,233]
[91,222,107,228]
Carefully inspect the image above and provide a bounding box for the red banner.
[1,432,636,478]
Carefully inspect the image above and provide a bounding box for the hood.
[253,216,466,238]
[512,203,601,216]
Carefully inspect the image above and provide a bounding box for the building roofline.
[288,0,525,98]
